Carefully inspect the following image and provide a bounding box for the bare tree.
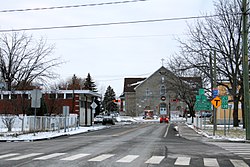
[173,0,245,127]
[0,32,62,91]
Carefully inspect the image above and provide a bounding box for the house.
[121,66,189,117]
[0,89,101,126]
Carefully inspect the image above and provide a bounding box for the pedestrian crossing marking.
[230,159,249,167]
[7,153,43,160]
[0,153,20,159]
[88,154,115,162]
[60,153,90,161]
[145,156,165,164]
[0,152,249,166]
[204,158,219,167]
[34,153,66,160]
[174,157,191,166]
[116,155,139,163]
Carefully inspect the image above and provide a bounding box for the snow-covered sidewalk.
[0,125,108,142]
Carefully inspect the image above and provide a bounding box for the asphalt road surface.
[0,122,249,167]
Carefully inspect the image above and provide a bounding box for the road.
[0,122,249,167]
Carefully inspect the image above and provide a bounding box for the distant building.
[121,66,195,117]
[0,89,101,126]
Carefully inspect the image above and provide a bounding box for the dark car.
[102,115,116,125]
[199,112,212,118]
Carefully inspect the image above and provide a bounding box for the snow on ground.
[0,116,247,142]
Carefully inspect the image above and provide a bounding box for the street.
[0,122,249,167]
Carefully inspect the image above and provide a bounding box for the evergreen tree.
[83,73,97,92]
[102,85,118,113]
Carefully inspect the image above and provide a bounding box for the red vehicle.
[160,116,169,123]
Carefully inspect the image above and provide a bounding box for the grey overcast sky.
[0,0,214,96]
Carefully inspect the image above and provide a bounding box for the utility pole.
[242,0,250,140]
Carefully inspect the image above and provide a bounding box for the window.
[146,88,150,96]
[49,94,56,99]
[22,94,29,99]
[11,94,17,99]
[66,93,73,99]
[3,94,9,99]
[57,93,64,99]
[160,85,166,95]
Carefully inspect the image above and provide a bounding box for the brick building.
[0,89,101,126]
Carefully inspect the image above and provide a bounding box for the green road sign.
[221,96,228,109]
[199,89,205,95]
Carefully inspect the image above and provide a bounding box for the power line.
[0,14,222,33]
[0,0,147,13]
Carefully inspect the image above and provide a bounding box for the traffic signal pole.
[242,0,250,140]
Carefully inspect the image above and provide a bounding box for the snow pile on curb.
[186,123,246,142]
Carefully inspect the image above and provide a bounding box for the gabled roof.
[134,66,172,90]
[123,78,146,92]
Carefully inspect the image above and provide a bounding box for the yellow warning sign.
[211,96,221,108]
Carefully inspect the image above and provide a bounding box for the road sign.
[212,89,219,98]
[211,96,221,108]
[221,96,228,109]
[199,89,205,95]
[91,102,97,109]
[31,89,42,108]
[195,94,211,111]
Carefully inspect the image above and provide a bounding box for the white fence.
[0,114,78,133]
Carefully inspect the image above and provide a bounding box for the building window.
[146,88,150,96]
[160,85,166,95]
[57,93,64,99]
[3,94,9,99]
[11,94,17,99]
[49,94,56,99]
[66,93,73,99]
[22,94,29,99]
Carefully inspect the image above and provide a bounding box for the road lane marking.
[116,155,139,163]
[88,154,115,162]
[145,156,165,164]
[174,157,191,166]
[164,125,170,138]
[34,153,66,160]
[230,159,249,167]
[7,153,43,160]
[60,153,90,161]
[0,153,20,159]
[203,158,219,167]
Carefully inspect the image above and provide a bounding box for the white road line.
[60,154,90,161]
[116,155,139,163]
[34,153,66,160]
[204,158,219,167]
[145,156,165,164]
[0,153,20,159]
[7,153,43,160]
[88,154,115,162]
[230,159,249,167]
[164,125,170,138]
[174,157,191,166]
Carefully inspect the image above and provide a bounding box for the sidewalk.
[177,123,248,143]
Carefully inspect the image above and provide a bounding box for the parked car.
[102,115,116,125]
[197,112,212,118]
[94,115,103,124]
[160,116,169,123]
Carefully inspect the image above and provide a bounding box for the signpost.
[31,89,42,135]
